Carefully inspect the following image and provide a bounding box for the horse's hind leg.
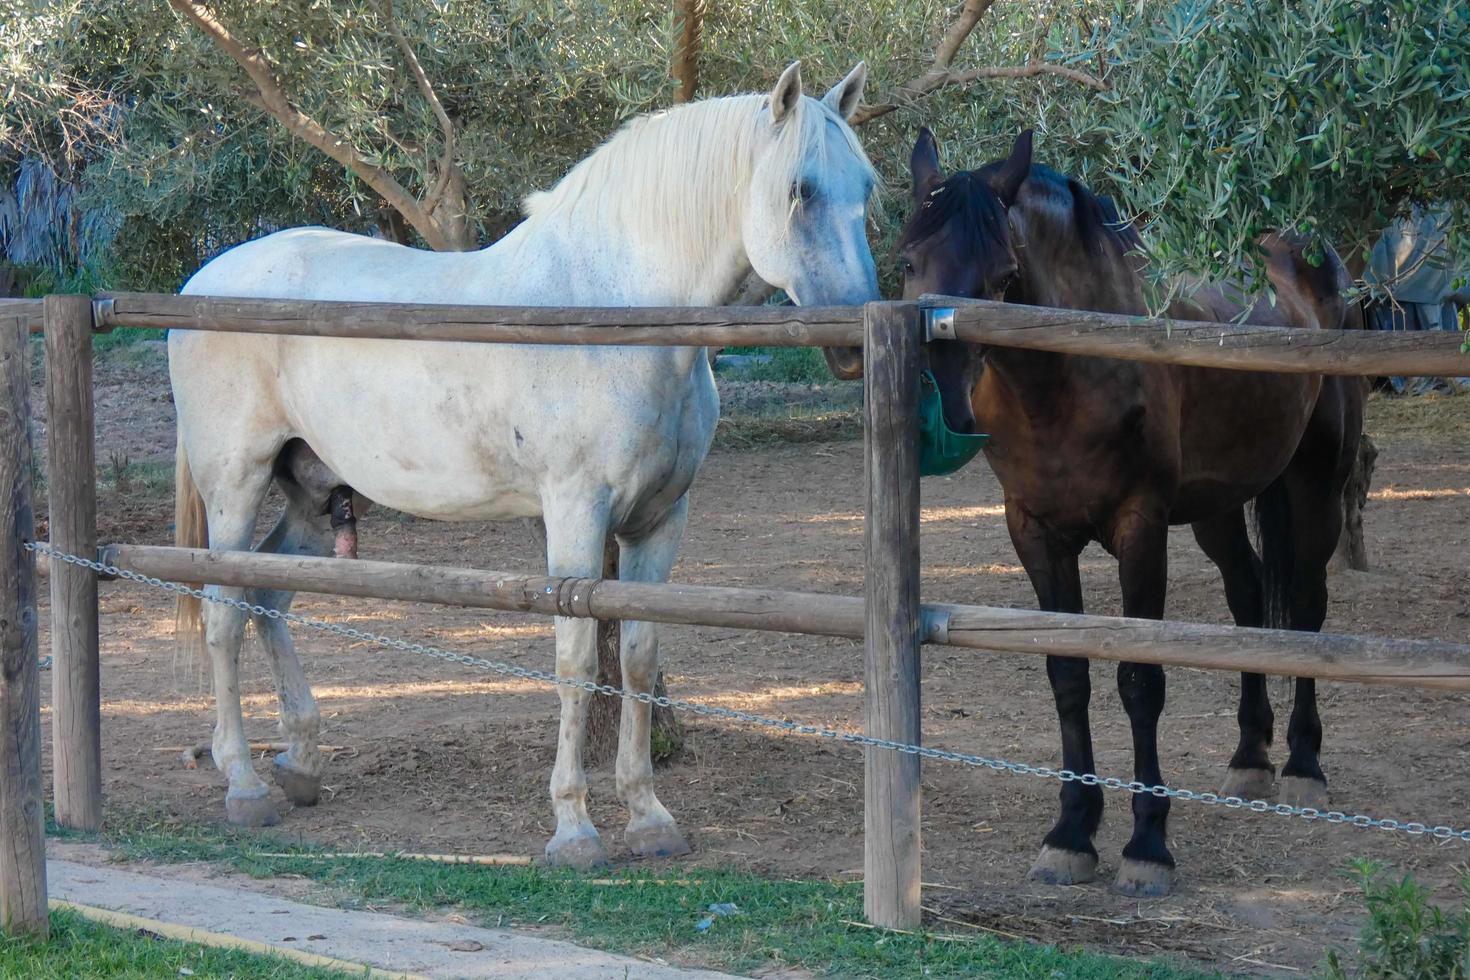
[1275,473,1342,810]
[197,466,279,827]
[249,498,333,807]
[1191,510,1275,799]
[1007,507,1101,887]
[1110,501,1175,898]
[541,494,613,868]
[1274,379,1358,810]
[614,496,691,859]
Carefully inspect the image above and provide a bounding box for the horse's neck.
[482,216,749,307]
[481,133,756,307]
[982,346,1075,410]
[982,248,1150,415]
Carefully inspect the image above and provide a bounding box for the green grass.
[0,906,354,979]
[60,812,1214,980]
[98,454,174,496]
[718,346,833,384]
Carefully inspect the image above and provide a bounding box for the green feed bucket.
[918,371,990,477]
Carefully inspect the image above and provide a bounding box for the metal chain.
[27,540,1470,844]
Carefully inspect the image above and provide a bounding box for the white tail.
[173,427,207,662]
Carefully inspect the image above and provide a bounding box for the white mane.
[520,92,875,277]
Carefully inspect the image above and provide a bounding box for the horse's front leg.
[614,495,691,859]
[1006,504,1100,886]
[541,497,612,868]
[1111,502,1175,897]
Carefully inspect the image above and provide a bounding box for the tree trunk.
[431,167,478,252]
[535,529,681,769]
[672,0,705,104]
[1334,429,1376,571]
[584,538,622,765]
[1332,287,1374,573]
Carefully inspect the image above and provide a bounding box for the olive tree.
[1091,0,1469,289]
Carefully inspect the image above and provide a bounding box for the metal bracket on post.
[921,306,956,342]
[90,298,115,335]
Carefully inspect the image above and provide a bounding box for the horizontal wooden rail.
[933,296,1470,377]
[104,543,867,638]
[86,291,1470,376]
[104,544,1470,692]
[97,293,864,348]
[0,300,43,334]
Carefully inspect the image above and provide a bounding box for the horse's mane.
[522,92,874,264]
[898,171,1010,255]
[997,163,1142,259]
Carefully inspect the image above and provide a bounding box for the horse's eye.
[901,259,916,277]
[793,179,815,204]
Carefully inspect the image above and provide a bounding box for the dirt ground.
[30,342,1470,975]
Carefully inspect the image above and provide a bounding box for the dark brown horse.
[898,129,1363,896]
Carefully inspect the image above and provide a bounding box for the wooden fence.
[1,292,1468,937]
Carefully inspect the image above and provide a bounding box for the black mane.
[898,170,1011,256]
[1011,163,1143,258]
[900,160,1142,265]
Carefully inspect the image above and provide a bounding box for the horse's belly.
[1174,367,1319,512]
[293,417,542,521]
[276,338,709,524]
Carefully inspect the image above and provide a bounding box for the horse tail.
[1253,477,1294,631]
[174,427,207,661]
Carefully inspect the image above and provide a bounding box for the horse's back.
[181,227,489,304]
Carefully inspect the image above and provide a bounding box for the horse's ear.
[910,127,943,205]
[822,62,867,122]
[770,62,803,125]
[988,129,1033,207]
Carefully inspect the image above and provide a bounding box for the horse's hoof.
[626,822,691,860]
[1026,845,1097,886]
[224,788,281,828]
[1114,858,1173,898]
[272,756,322,807]
[544,832,609,869]
[1220,766,1275,801]
[1278,775,1328,810]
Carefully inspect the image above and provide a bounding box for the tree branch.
[934,0,999,68]
[167,0,459,250]
[380,0,460,219]
[951,62,1111,90]
[672,0,705,104]
[850,0,1107,126]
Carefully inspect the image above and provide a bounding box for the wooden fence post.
[44,295,101,831]
[862,300,923,929]
[0,315,47,937]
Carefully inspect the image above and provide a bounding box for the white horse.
[169,62,878,867]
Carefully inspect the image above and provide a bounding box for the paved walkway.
[48,851,741,979]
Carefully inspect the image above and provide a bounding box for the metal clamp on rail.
[91,297,116,334]
[921,306,956,342]
[921,606,951,645]
[94,544,121,581]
